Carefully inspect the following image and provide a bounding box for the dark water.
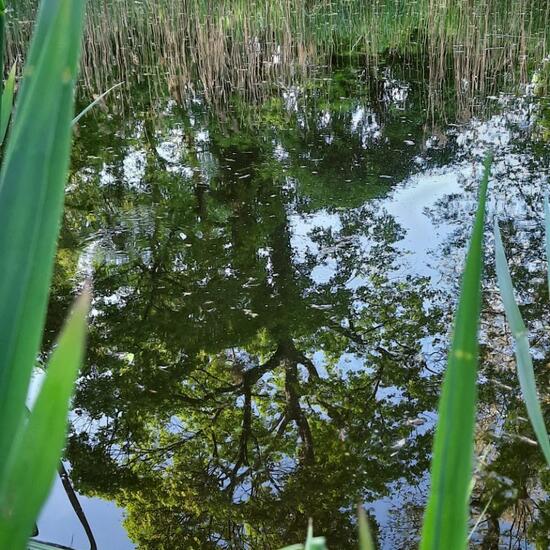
[24,4,550,549]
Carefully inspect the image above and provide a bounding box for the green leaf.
[1,62,16,146]
[0,0,86,477]
[0,291,90,549]
[72,81,123,125]
[494,220,550,466]
[304,522,327,550]
[358,506,375,550]
[420,153,492,550]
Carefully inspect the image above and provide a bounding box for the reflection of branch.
[284,360,314,464]
[59,462,98,550]
[327,320,384,348]
[226,384,253,493]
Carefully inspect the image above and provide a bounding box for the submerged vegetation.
[1,0,549,548]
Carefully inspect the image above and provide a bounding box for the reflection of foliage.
[533,60,550,143]
[425,125,550,547]
[44,47,550,547]
[49,82,450,548]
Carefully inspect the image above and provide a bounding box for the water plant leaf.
[419,153,492,550]
[0,0,86,476]
[0,290,90,549]
[72,81,123,125]
[304,522,327,550]
[494,220,550,466]
[358,506,375,550]
[0,62,16,145]
[467,497,493,542]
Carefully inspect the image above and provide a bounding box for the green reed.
[1,2,549,549]
[5,0,549,109]
[0,0,89,548]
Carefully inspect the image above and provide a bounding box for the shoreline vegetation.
[5,0,550,111]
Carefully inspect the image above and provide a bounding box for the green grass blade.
[0,291,90,550]
[72,81,123,125]
[544,193,550,297]
[358,506,375,550]
[494,221,550,466]
[0,0,5,81]
[304,522,327,550]
[0,0,86,476]
[420,153,492,550]
[467,497,492,542]
[0,62,16,145]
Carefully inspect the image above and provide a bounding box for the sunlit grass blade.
[1,62,16,145]
[0,291,90,550]
[358,506,375,550]
[304,522,327,550]
[467,497,492,542]
[494,221,550,466]
[420,153,492,550]
[0,0,86,475]
[72,81,123,125]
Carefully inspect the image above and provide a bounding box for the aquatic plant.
[419,154,492,550]
[0,0,88,548]
[493,209,550,467]
[6,0,549,113]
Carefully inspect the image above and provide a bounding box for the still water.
[11,0,549,548]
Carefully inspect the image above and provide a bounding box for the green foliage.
[494,220,550,467]
[72,81,123,126]
[0,0,88,548]
[419,154,492,550]
[0,61,16,145]
[278,522,327,550]
[0,0,86,470]
[358,506,375,550]
[0,292,90,549]
[2,1,545,548]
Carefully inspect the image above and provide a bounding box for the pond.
[7,0,550,548]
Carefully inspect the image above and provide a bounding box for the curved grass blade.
[467,497,492,542]
[420,153,492,550]
[72,81,123,125]
[494,221,550,466]
[304,522,327,550]
[1,62,16,146]
[0,291,90,549]
[0,0,86,477]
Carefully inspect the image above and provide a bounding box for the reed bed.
[5,0,550,111]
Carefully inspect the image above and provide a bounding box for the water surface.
[11,1,550,548]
